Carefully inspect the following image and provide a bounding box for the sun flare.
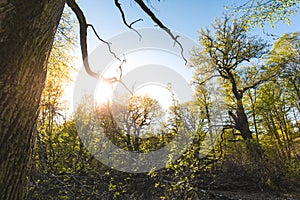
[94,80,114,104]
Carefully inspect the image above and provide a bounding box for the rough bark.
[0,1,65,199]
[235,99,253,140]
[227,71,263,159]
[227,71,252,140]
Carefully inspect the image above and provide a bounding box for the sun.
[94,80,114,104]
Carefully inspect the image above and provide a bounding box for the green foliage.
[190,15,270,155]
[234,0,300,28]
[28,9,300,199]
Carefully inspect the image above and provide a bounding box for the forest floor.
[198,190,300,200]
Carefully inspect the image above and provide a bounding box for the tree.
[124,95,162,152]
[0,1,66,199]
[190,16,269,159]
[28,9,79,198]
[95,95,162,152]
[234,0,300,28]
[269,32,300,106]
[0,0,181,198]
[255,32,300,160]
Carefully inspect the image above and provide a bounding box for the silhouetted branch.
[114,0,143,40]
[192,74,222,86]
[67,0,124,83]
[66,0,98,78]
[87,24,121,61]
[134,0,187,64]
[67,0,186,95]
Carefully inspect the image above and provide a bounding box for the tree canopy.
[0,1,300,199]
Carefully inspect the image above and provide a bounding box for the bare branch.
[130,18,143,27]
[66,0,100,78]
[120,81,134,96]
[134,0,187,64]
[105,58,134,96]
[114,0,143,40]
[87,24,121,61]
[67,0,184,97]
[67,0,125,84]
[192,74,222,86]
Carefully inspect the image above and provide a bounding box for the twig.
[67,0,124,84]
[67,0,187,96]
[114,0,143,40]
[87,24,121,61]
[134,0,188,64]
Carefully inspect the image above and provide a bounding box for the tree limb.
[67,0,185,96]
[114,0,143,40]
[192,74,222,86]
[87,24,121,61]
[66,0,98,78]
[241,73,276,93]
[134,0,187,64]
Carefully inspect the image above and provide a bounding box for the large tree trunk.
[230,99,264,160]
[227,72,263,160]
[0,1,65,199]
[235,99,253,140]
[227,72,253,140]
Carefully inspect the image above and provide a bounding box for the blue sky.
[76,0,300,51]
[67,1,300,114]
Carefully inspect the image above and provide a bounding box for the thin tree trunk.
[249,89,260,143]
[134,128,140,152]
[265,113,287,159]
[0,1,65,199]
